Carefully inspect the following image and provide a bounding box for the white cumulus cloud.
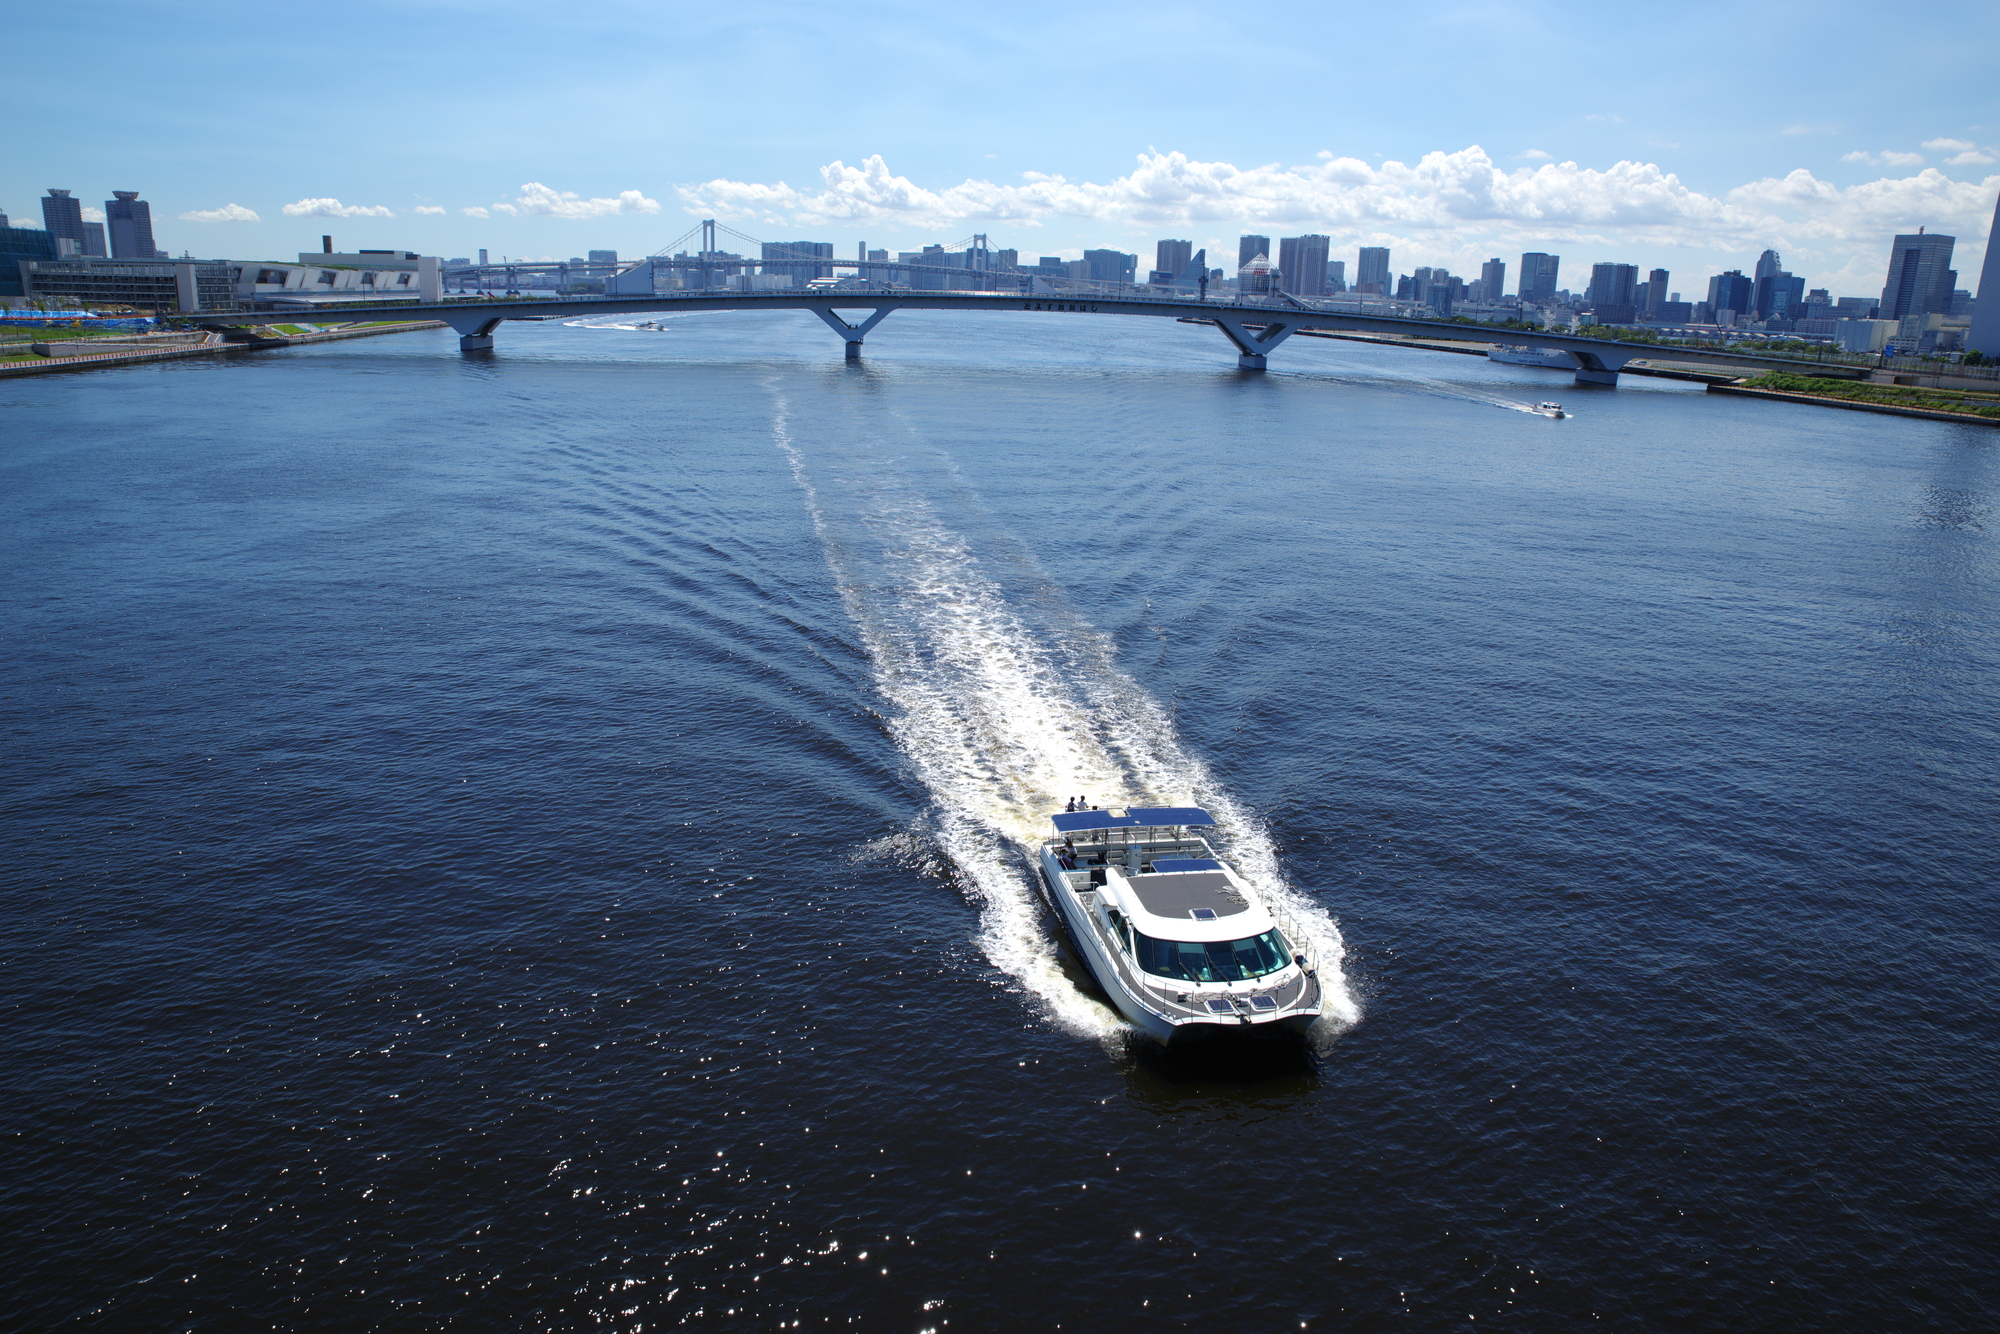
[1842,150,1926,168]
[1946,149,1996,166]
[1922,138,1977,152]
[491,182,662,219]
[678,148,1998,286]
[282,197,395,219]
[414,205,447,215]
[461,206,490,218]
[685,148,1744,237]
[180,203,261,223]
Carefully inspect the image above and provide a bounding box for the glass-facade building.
[23,258,237,312]
[1,225,61,299]
[1518,252,1560,303]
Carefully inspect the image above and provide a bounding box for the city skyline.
[6,1,1997,293]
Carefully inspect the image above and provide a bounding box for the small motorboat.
[1536,401,1566,418]
[1037,806,1322,1043]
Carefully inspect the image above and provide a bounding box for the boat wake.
[768,384,1362,1047]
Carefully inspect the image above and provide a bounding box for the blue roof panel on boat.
[1050,810,1139,832]
[1128,806,1217,827]
[1049,806,1216,832]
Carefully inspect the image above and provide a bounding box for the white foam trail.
[563,312,736,330]
[769,388,1361,1044]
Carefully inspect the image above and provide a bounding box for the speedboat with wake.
[1036,806,1323,1042]
[1535,401,1566,418]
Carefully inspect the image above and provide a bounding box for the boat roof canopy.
[1050,806,1217,833]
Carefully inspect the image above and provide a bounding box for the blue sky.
[9,0,1998,296]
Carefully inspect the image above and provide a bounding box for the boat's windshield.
[1133,928,1293,982]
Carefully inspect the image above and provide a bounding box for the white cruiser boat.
[1037,806,1323,1042]
[1488,344,1575,369]
[1536,401,1566,418]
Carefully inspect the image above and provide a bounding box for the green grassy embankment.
[1737,372,2000,420]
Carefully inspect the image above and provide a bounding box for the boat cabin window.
[1132,928,1292,982]
[1104,906,1133,952]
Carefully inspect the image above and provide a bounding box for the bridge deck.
[182,289,1866,381]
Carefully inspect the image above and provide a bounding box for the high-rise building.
[1969,190,2000,357]
[1644,268,1669,316]
[478,249,489,266]
[1356,247,1391,295]
[1325,260,1346,293]
[1155,239,1193,278]
[40,189,85,248]
[588,249,617,266]
[1083,249,1138,284]
[1769,274,1805,319]
[1479,257,1506,302]
[81,222,107,256]
[1277,235,1329,296]
[1518,252,1560,302]
[762,241,834,282]
[1585,263,1639,321]
[1239,235,1271,270]
[1751,249,1787,318]
[1707,270,1753,321]
[1878,230,1958,323]
[106,191,160,259]
[1585,262,1637,307]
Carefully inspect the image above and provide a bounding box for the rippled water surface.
[4,311,1996,1330]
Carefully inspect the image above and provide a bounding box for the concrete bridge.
[186,288,1865,386]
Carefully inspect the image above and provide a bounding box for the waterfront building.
[24,256,236,312]
[1239,235,1271,270]
[1480,258,1506,302]
[1155,239,1193,279]
[588,249,617,266]
[1356,247,1390,295]
[1969,191,2000,356]
[1325,260,1346,293]
[1,224,60,299]
[1238,252,1279,298]
[1518,252,1560,303]
[1277,235,1329,297]
[1878,230,1957,323]
[1836,319,1900,353]
[106,192,161,259]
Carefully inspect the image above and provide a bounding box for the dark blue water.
[4,311,1995,1331]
